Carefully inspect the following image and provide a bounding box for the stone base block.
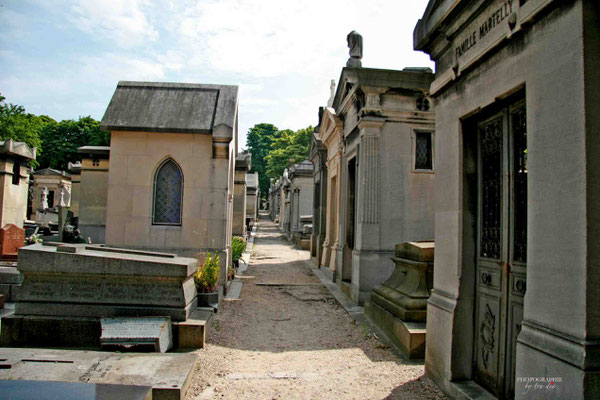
[15,298,197,322]
[365,300,426,359]
[0,348,197,400]
[0,314,102,347]
[173,308,213,349]
[299,239,310,250]
[2,310,211,351]
[515,321,600,399]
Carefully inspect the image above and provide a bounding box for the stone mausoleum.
[330,65,436,305]
[100,81,238,285]
[76,145,110,243]
[0,139,35,228]
[414,0,600,398]
[233,151,251,237]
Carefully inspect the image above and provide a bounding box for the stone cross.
[346,30,363,68]
[40,187,49,210]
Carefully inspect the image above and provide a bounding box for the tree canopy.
[265,126,312,179]
[0,94,54,167]
[0,94,109,170]
[246,123,280,195]
[38,116,110,170]
[246,123,313,196]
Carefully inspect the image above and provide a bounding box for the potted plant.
[231,236,247,270]
[195,252,220,307]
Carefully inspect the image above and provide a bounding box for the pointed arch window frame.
[152,158,184,226]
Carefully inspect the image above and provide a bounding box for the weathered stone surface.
[14,243,198,321]
[0,266,23,284]
[0,347,197,399]
[101,317,173,353]
[365,301,426,359]
[0,224,24,260]
[0,380,152,400]
[100,81,238,137]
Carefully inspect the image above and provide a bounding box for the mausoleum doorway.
[464,94,527,399]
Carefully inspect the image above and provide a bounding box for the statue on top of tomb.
[346,30,363,68]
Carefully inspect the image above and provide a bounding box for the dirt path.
[186,216,446,400]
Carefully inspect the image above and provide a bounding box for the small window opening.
[153,158,183,225]
[415,132,433,170]
[92,159,100,166]
[12,162,20,185]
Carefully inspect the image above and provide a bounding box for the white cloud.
[80,53,168,82]
[68,0,158,48]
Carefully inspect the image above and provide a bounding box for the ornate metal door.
[474,100,527,399]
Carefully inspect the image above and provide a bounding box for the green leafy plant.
[194,252,220,293]
[25,234,42,245]
[231,236,247,261]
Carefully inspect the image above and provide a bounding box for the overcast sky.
[0,0,433,147]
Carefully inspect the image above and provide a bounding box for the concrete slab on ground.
[0,347,197,400]
[225,278,243,299]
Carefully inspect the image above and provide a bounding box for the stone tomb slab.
[14,243,198,321]
[0,380,152,400]
[100,317,173,353]
[0,347,197,400]
[0,224,25,260]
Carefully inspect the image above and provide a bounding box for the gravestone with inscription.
[0,224,25,261]
[13,243,197,320]
[1,243,199,348]
[100,317,172,353]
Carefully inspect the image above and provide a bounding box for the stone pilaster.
[357,116,384,229]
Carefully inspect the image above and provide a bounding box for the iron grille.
[415,132,433,170]
[153,159,183,225]
[480,117,503,259]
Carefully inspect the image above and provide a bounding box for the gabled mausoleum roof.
[333,67,434,110]
[100,81,239,138]
[34,168,70,177]
[0,139,36,160]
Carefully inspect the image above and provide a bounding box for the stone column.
[356,116,384,251]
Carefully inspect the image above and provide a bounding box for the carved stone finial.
[346,30,362,68]
[327,79,335,107]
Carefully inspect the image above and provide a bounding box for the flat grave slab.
[0,380,152,400]
[0,348,197,400]
[100,317,172,353]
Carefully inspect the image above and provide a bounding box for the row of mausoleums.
[0,81,255,293]
[269,159,315,249]
[294,1,599,399]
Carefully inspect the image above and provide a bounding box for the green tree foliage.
[0,94,55,167]
[265,126,313,179]
[246,123,280,195]
[38,116,110,170]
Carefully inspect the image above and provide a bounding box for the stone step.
[172,307,214,349]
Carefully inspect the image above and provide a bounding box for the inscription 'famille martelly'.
[455,0,514,59]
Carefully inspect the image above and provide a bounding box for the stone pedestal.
[365,241,434,358]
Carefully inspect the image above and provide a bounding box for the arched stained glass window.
[153,158,183,225]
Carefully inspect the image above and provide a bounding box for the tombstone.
[0,224,25,260]
[0,243,201,349]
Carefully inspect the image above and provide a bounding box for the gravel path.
[185,215,447,400]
